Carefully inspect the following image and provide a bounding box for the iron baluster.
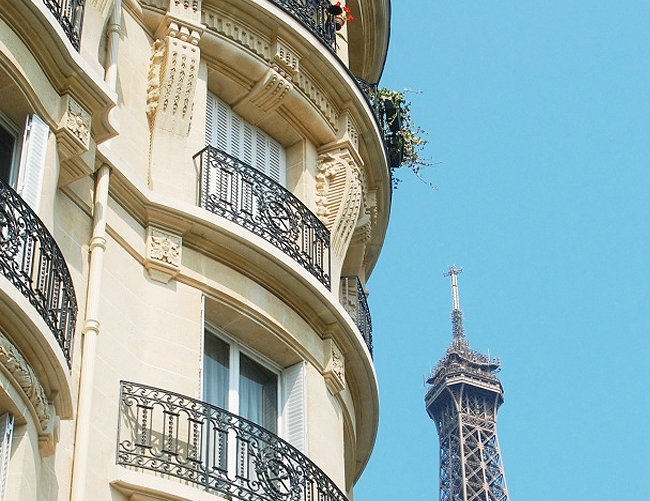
[117,381,349,501]
[195,146,331,290]
[339,276,373,356]
[0,178,77,367]
[43,0,85,50]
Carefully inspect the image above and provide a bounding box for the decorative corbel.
[324,338,345,394]
[144,226,182,284]
[316,148,364,264]
[56,94,95,186]
[147,0,204,136]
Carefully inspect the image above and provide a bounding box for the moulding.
[0,332,58,456]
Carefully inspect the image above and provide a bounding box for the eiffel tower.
[425,267,509,501]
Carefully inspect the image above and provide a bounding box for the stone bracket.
[144,226,182,284]
[55,94,95,186]
[324,338,345,394]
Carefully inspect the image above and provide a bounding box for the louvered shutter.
[282,361,307,453]
[206,93,285,186]
[18,114,49,213]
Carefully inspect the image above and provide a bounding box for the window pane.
[240,353,277,433]
[0,125,16,186]
[203,334,229,409]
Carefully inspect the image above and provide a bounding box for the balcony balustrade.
[117,381,349,501]
[268,0,337,52]
[194,146,331,289]
[43,0,85,50]
[340,276,373,356]
[0,179,77,367]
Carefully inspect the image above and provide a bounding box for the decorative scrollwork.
[43,0,85,50]
[339,276,372,356]
[195,146,331,289]
[0,179,77,368]
[268,0,337,52]
[117,381,348,501]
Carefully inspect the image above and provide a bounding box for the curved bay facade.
[0,0,391,499]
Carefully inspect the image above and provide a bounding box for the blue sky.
[356,1,650,499]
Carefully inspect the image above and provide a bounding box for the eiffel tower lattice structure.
[425,266,509,501]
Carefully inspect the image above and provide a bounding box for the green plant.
[378,87,435,189]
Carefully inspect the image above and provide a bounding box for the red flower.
[348,14,354,22]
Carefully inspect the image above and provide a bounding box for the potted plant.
[328,2,354,31]
[377,88,434,189]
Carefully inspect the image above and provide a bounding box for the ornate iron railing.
[117,381,349,501]
[0,179,77,367]
[268,0,337,52]
[195,146,331,289]
[43,0,85,50]
[339,276,372,356]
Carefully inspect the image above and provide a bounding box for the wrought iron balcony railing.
[0,178,77,367]
[117,381,349,501]
[43,0,85,50]
[340,276,373,356]
[269,0,337,52]
[194,146,331,289]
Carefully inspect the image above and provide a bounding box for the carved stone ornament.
[0,332,51,432]
[56,94,95,186]
[144,226,182,284]
[316,149,363,262]
[273,39,300,76]
[324,339,345,394]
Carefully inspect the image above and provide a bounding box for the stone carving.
[273,39,300,76]
[244,67,293,115]
[150,229,181,266]
[146,40,166,119]
[65,97,91,148]
[56,94,95,186]
[202,7,270,59]
[145,226,182,283]
[0,332,50,431]
[316,149,363,262]
[294,72,337,128]
[324,339,345,394]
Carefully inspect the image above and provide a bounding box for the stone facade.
[0,0,391,500]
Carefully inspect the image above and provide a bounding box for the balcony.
[43,0,84,50]
[194,146,331,290]
[268,0,337,52]
[117,381,349,501]
[0,178,77,367]
[340,276,372,356]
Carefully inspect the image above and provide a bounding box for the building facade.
[0,0,392,500]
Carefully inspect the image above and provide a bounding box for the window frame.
[0,112,21,189]
[202,324,282,434]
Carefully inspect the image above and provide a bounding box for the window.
[203,326,307,452]
[0,112,49,213]
[203,329,279,433]
[206,93,286,186]
[0,115,20,188]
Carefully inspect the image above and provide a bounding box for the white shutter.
[282,361,307,453]
[0,413,14,501]
[206,93,285,186]
[18,114,49,213]
[205,93,215,147]
[216,100,229,152]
